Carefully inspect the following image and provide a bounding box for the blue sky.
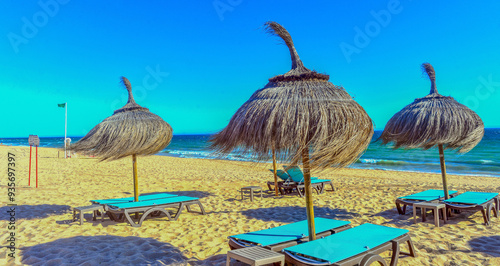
[1,1,499,137]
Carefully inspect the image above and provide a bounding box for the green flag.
[58,103,66,108]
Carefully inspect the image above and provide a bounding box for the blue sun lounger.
[72,193,180,225]
[283,223,416,266]
[267,169,293,191]
[444,191,499,225]
[267,169,308,195]
[284,166,335,196]
[396,189,458,215]
[105,196,206,227]
[90,193,178,205]
[229,218,351,252]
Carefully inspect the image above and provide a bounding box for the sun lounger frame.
[285,166,335,195]
[297,181,335,195]
[228,223,352,252]
[267,181,328,197]
[90,193,178,205]
[395,190,459,215]
[445,194,499,225]
[267,166,335,197]
[283,232,415,266]
[105,197,206,227]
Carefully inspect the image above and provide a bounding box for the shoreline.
[2,141,499,178]
[3,130,500,179]
[158,152,500,179]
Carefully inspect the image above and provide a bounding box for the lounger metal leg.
[390,240,401,266]
[296,185,305,197]
[481,208,489,225]
[495,197,499,216]
[267,182,272,192]
[407,238,416,257]
[329,181,335,191]
[123,210,141,227]
[396,200,409,215]
[198,201,207,215]
[396,202,404,215]
[315,183,323,194]
[107,211,119,222]
[93,209,105,222]
[361,254,388,266]
[107,211,115,221]
[398,236,416,257]
[172,203,184,221]
[312,185,319,195]
[138,208,171,226]
[185,200,206,215]
[486,203,497,225]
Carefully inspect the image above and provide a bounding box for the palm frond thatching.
[71,76,173,160]
[380,63,484,152]
[210,21,374,170]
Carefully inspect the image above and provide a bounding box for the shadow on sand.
[165,190,214,199]
[241,206,360,223]
[21,235,244,265]
[468,236,500,257]
[371,206,490,227]
[0,204,72,221]
[20,235,195,265]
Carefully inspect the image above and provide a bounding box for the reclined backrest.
[284,166,304,183]
[269,169,291,181]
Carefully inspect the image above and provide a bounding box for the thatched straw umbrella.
[380,63,484,199]
[71,77,173,202]
[210,22,373,240]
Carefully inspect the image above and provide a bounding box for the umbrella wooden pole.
[302,148,316,241]
[132,154,139,202]
[272,148,279,197]
[438,144,449,200]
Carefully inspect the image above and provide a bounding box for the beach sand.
[1,145,499,265]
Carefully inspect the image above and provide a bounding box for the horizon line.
[2,127,499,139]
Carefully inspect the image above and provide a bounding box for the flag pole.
[64,102,67,158]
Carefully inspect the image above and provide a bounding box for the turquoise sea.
[1,128,499,177]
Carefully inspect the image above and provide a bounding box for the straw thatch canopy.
[71,77,173,160]
[380,63,484,152]
[210,22,374,170]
